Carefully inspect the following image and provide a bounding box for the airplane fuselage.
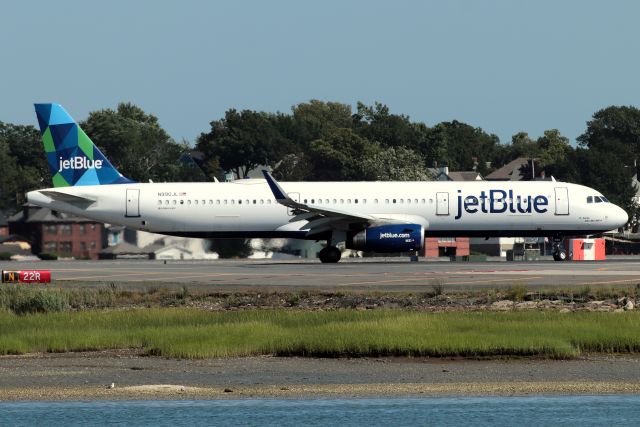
[27,179,628,239]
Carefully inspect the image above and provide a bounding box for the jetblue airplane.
[27,104,628,262]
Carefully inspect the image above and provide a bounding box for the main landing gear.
[552,236,567,262]
[319,231,345,263]
[318,246,341,263]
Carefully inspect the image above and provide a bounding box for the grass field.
[1,309,639,359]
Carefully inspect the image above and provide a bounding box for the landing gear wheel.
[551,235,567,262]
[319,246,342,263]
[553,250,567,262]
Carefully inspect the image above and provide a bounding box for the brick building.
[8,205,104,260]
[424,237,470,258]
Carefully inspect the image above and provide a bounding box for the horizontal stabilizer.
[39,190,96,206]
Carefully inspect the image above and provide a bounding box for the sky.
[1,0,639,146]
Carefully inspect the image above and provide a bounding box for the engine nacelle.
[348,224,424,253]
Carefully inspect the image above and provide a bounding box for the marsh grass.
[1,309,640,359]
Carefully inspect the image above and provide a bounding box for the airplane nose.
[611,205,628,228]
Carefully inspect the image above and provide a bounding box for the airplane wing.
[262,170,427,237]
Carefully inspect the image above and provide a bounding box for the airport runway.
[3,258,640,291]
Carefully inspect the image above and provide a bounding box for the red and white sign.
[1,270,52,283]
[564,238,605,261]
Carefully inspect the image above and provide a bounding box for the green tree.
[353,102,426,148]
[196,109,293,179]
[572,146,636,215]
[360,146,432,181]
[577,106,640,160]
[272,153,311,181]
[291,100,354,145]
[535,129,572,177]
[0,122,48,210]
[576,106,640,217]
[81,103,187,182]
[508,132,539,158]
[305,128,379,180]
[425,121,501,174]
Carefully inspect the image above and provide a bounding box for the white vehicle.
[28,104,628,263]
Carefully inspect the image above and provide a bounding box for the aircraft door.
[287,192,300,216]
[436,192,449,215]
[554,187,569,215]
[126,189,140,217]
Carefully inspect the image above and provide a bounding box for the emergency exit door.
[126,189,140,217]
[554,187,569,215]
[436,192,449,215]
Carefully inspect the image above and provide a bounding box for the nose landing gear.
[552,236,567,262]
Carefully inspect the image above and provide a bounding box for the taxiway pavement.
[2,258,640,291]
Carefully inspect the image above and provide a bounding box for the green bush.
[505,284,527,302]
[0,287,69,315]
[0,252,13,260]
[38,253,58,261]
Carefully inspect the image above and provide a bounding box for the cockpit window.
[588,195,609,203]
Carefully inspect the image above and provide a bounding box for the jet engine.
[347,223,424,253]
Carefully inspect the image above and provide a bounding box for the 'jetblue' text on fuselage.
[454,189,548,220]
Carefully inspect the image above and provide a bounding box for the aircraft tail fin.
[33,103,134,187]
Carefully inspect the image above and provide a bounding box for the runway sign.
[1,270,51,283]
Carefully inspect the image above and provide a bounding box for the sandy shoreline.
[3,382,640,401]
[2,351,640,400]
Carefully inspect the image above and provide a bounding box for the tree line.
[1,101,639,222]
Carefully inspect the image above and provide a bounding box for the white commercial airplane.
[27,104,628,262]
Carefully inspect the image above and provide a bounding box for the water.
[1,395,638,426]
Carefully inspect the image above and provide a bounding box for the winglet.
[262,170,288,201]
